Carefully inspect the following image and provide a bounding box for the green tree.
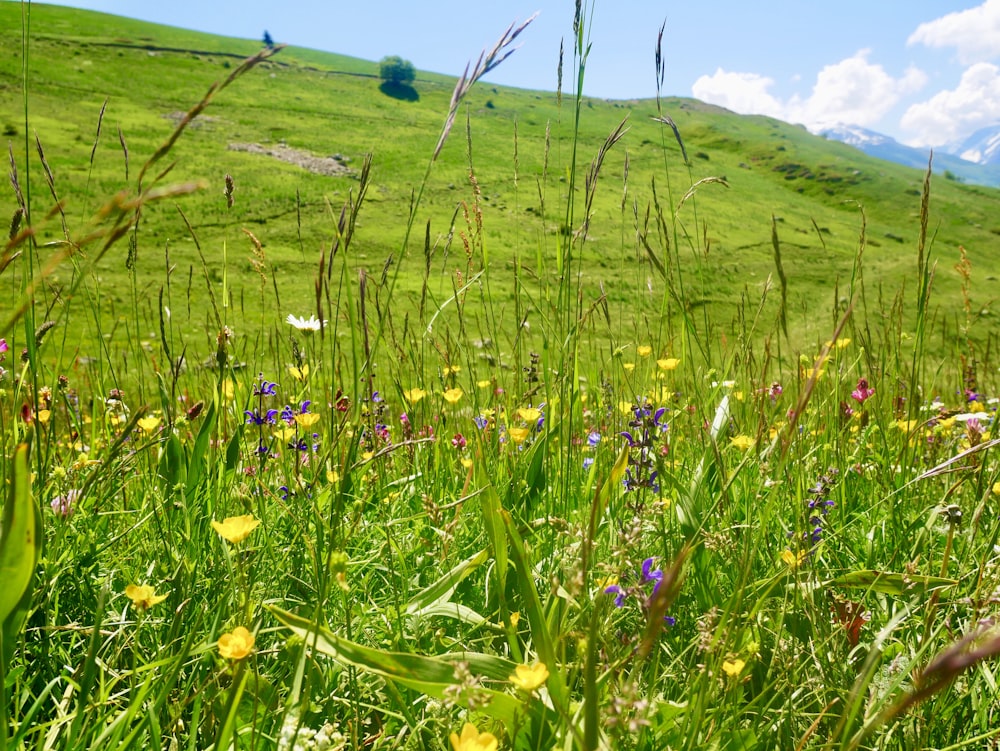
[379,56,415,86]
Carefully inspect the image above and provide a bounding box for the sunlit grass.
[2,4,1000,751]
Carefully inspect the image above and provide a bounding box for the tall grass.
[3,4,1000,750]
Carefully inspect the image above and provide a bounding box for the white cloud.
[789,51,927,130]
[908,0,1000,64]
[691,69,786,118]
[901,62,1000,146]
[692,51,926,133]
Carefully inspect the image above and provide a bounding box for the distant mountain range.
[819,123,1000,188]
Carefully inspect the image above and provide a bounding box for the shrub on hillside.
[379,55,415,86]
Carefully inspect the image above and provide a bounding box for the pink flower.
[851,378,875,405]
[51,489,79,518]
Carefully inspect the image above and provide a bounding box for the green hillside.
[3,2,999,358]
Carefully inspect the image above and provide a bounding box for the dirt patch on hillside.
[164,111,219,127]
[227,142,352,177]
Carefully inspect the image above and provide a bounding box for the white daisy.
[286,314,327,331]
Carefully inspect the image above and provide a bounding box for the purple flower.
[245,409,279,425]
[641,557,663,583]
[605,557,676,626]
[604,584,626,607]
[51,489,79,518]
[587,431,601,448]
[253,376,278,397]
[582,457,595,471]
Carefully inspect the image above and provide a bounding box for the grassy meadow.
[3,2,1000,749]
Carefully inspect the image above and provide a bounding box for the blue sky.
[45,1,1000,147]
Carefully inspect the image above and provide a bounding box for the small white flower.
[286,314,327,331]
[955,411,990,423]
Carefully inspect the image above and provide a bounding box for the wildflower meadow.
[3,3,1000,750]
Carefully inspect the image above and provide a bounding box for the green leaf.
[405,548,487,614]
[829,570,956,595]
[268,606,521,723]
[158,432,185,490]
[479,486,507,594]
[225,425,243,473]
[501,508,567,708]
[0,444,40,628]
[413,600,489,626]
[525,432,547,501]
[186,398,216,497]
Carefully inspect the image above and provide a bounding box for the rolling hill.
[3,2,1000,359]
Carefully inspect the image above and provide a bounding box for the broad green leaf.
[608,444,629,488]
[268,606,521,723]
[830,570,956,595]
[158,432,185,490]
[590,444,629,541]
[225,426,243,473]
[479,486,507,593]
[411,600,489,627]
[501,508,567,708]
[405,548,487,614]
[0,444,40,628]
[525,433,547,500]
[186,398,216,496]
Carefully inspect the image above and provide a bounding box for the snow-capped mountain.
[955,125,1000,165]
[819,124,894,149]
[819,123,1000,188]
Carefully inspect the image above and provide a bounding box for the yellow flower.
[137,416,161,433]
[623,362,636,372]
[517,407,541,423]
[125,584,167,611]
[327,469,340,484]
[637,345,652,357]
[443,364,461,376]
[781,549,806,568]
[657,357,680,371]
[222,379,235,401]
[895,419,919,432]
[288,363,309,382]
[211,514,261,544]
[729,435,754,451]
[37,409,52,425]
[509,661,550,692]
[274,426,296,441]
[295,412,320,428]
[801,354,829,380]
[449,722,497,751]
[722,658,746,677]
[508,427,530,444]
[460,457,474,469]
[509,611,520,627]
[993,482,1000,496]
[404,387,427,404]
[217,626,255,660]
[443,388,464,405]
[477,379,492,389]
